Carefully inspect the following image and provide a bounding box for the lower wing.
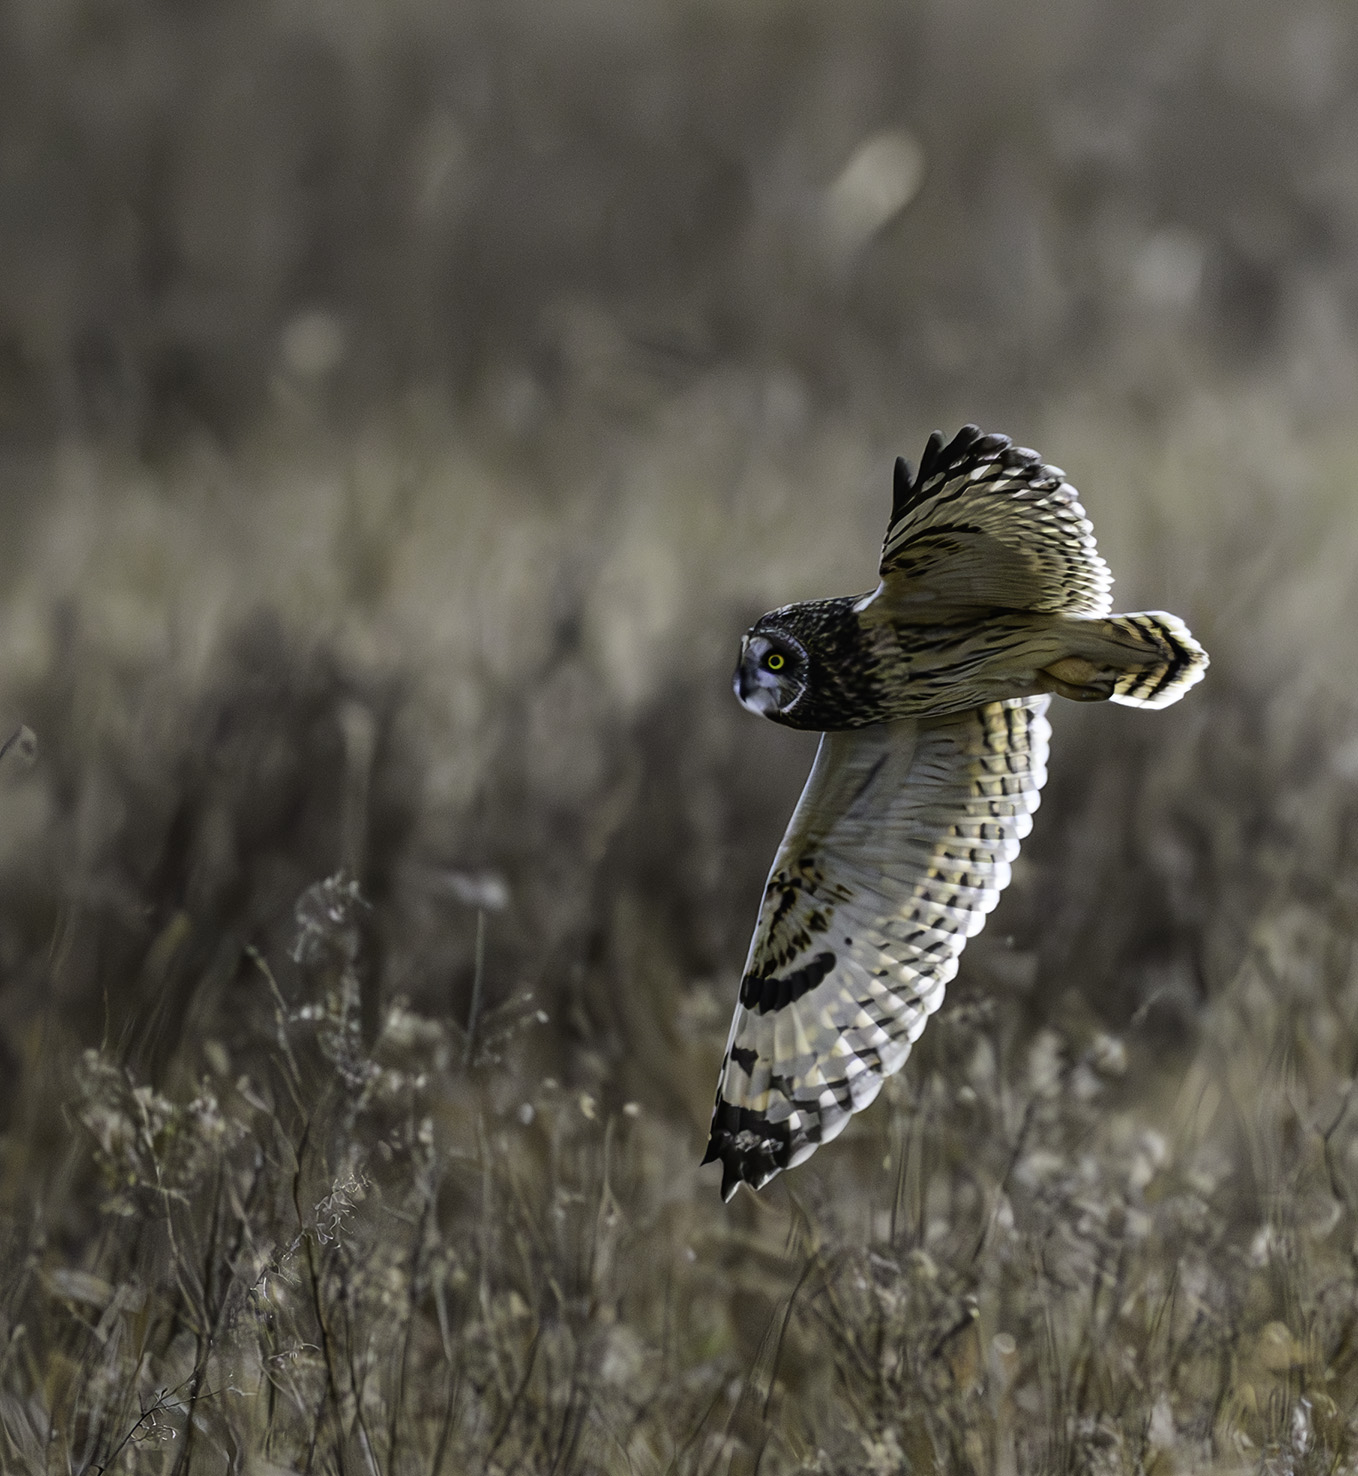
[704,696,1051,1200]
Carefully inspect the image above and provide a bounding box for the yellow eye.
[766,652,785,671]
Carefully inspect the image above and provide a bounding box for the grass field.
[3,1,1358,1470]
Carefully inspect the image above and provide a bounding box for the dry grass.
[2,406,1358,1474]
[3,0,1358,1469]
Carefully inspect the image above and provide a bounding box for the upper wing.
[874,425,1113,618]
[704,696,1050,1200]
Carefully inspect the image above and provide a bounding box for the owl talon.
[1037,659,1114,702]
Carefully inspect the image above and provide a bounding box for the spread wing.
[704,696,1050,1200]
[874,425,1113,618]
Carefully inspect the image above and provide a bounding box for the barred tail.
[1105,612,1208,707]
[1039,612,1208,710]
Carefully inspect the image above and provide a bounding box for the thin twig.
[464,909,487,1068]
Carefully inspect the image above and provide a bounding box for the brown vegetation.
[2,0,1358,1469]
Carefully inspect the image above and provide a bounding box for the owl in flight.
[704,425,1207,1201]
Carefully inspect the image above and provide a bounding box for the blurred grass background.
[2,0,1358,1470]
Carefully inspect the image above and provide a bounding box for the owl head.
[733,596,879,730]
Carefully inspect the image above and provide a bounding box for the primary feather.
[704,698,1050,1201]
[878,424,1113,618]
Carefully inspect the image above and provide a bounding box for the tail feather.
[1040,612,1208,710]
[1106,612,1208,707]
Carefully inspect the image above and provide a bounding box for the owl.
[704,425,1208,1201]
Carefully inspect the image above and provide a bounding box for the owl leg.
[1036,657,1113,701]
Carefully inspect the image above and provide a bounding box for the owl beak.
[733,637,753,704]
[734,657,781,715]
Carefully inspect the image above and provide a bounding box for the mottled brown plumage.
[706,425,1208,1201]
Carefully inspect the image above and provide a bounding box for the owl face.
[733,628,808,718]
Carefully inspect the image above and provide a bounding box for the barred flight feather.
[878,424,1114,619]
[703,696,1051,1201]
